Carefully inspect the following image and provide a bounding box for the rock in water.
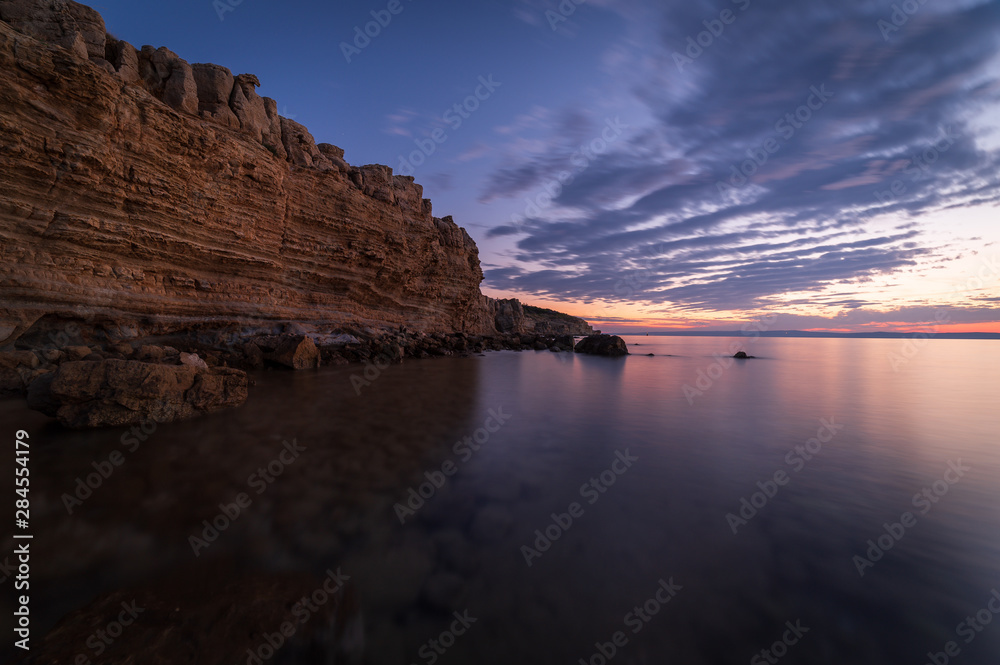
[268,335,320,369]
[26,359,248,428]
[574,334,629,357]
[733,351,753,359]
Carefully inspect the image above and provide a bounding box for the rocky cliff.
[488,299,594,336]
[0,0,556,348]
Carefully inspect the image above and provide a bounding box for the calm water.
[3,336,999,664]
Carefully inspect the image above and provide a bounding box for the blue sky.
[92,0,1000,331]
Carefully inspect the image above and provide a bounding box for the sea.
[3,335,999,664]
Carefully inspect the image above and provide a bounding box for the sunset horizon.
[2,1,999,663]
[73,0,1000,335]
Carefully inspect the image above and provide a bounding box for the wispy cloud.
[480,0,1000,327]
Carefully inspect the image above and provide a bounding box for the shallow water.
[3,336,1000,664]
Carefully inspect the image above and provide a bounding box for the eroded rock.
[105,37,139,83]
[192,62,239,128]
[138,45,198,115]
[0,0,105,60]
[280,116,331,169]
[26,359,248,428]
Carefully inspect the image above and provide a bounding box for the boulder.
[0,349,39,394]
[180,351,208,369]
[733,351,754,359]
[574,334,629,357]
[63,345,92,361]
[26,359,249,428]
[0,349,38,369]
[267,335,319,370]
[40,348,63,363]
[107,342,134,357]
[241,341,264,370]
[554,334,575,350]
[135,344,165,363]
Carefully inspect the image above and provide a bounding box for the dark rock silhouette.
[574,334,629,357]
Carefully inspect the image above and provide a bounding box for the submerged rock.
[26,359,248,428]
[574,334,629,357]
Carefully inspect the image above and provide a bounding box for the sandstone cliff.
[0,0,550,348]
[487,299,594,336]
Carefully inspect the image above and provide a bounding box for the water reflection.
[4,339,1000,664]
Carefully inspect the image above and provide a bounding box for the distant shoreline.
[610,331,1000,340]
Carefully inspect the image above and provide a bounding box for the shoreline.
[0,328,605,428]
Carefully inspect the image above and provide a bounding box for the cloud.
[383,108,419,138]
[455,142,492,162]
[480,0,1000,317]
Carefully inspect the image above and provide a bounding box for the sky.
[91,0,1000,332]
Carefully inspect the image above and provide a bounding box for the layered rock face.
[0,0,503,347]
[523,304,595,335]
[487,299,594,336]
